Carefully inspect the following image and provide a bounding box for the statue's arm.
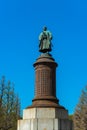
[49,32,52,39]
[39,33,43,41]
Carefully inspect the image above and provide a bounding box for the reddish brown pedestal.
[32,53,59,107]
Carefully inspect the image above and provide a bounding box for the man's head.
[43,26,47,31]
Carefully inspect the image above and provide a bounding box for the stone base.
[17,107,73,130]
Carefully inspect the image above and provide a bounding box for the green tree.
[73,86,87,130]
[69,114,73,120]
[0,76,21,130]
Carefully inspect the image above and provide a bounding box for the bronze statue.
[39,27,52,53]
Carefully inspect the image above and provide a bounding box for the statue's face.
[43,27,47,31]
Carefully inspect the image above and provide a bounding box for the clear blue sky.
[0,0,87,114]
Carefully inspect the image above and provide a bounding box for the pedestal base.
[17,107,73,130]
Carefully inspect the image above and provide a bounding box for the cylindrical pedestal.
[32,53,59,107]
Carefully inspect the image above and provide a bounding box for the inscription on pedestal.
[35,64,56,97]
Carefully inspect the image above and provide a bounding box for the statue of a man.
[39,27,52,53]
